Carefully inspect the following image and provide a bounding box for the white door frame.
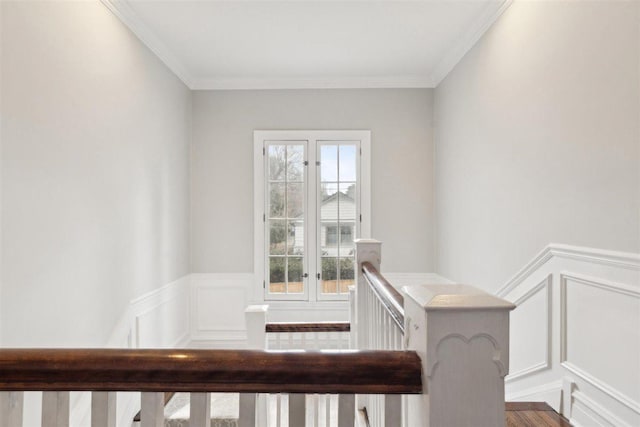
[253,130,371,303]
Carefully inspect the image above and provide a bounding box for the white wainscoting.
[187,272,451,348]
[69,275,192,427]
[189,273,254,348]
[497,244,640,427]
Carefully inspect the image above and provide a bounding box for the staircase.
[0,238,518,427]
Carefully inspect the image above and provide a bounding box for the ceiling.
[101,0,512,90]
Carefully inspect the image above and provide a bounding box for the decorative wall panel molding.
[71,275,192,427]
[506,275,552,382]
[560,272,640,415]
[497,244,640,298]
[190,273,254,345]
[500,244,640,426]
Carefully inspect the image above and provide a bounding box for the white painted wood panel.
[562,273,640,410]
[508,275,551,381]
[500,244,640,426]
[190,274,252,345]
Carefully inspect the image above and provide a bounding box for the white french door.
[254,131,370,302]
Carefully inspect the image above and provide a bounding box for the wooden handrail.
[0,349,421,394]
[361,261,405,331]
[266,321,350,333]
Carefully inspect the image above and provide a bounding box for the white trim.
[190,273,253,343]
[263,140,311,302]
[506,275,552,382]
[429,0,513,87]
[99,0,193,87]
[572,390,632,427]
[100,0,511,90]
[267,300,349,313]
[560,271,640,415]
[72,276,190,426]
[191,75,434,90]
[106,275,191,348]
[562,360,640,416]
[564,271,640,412]
[497,243,640,297]
[505,380,563,402]
[254,131,371,303]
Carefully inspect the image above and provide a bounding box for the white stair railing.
[245,306,357,427]
[354,238,516,427]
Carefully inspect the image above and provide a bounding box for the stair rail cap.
[402,284,516,311]
[354,238,382,244]
[245,304,269,313]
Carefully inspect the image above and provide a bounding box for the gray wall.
[434,1,640,292]
[191,89,435,273]
[1,1,191,346]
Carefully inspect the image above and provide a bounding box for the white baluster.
[355,239,381,351]
[375,299,381,349]
[324,395,331,426]
[384,395,401,427]
[238,393,257,427]
[348,286,356,349]
[276,394,282,427]
[91,392,116,427]
[140,392,163,427]
[0,391,23,427]
[313,395,319,427]
[383,311,389,350]
[245,305,268,349]
[190,393,211,427]
[288,394,305,427]
[42,391,69,427]
[338,394,355,427]
[243,305,268,427]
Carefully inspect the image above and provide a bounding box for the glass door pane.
[318,142,358,298]
[266,142,307,299]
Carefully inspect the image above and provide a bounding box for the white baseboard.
[506,381,563,412]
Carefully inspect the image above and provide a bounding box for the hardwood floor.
[506,402,572,427]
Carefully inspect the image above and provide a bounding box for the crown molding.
[496,243,640,298]
[101,0,509,91]
[429,0,513,87]
[99,0,194,88]
[191,75,434,91]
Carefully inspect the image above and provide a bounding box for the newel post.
[354,239,381,351]
[241,305,268,427]
[403,284,515,427]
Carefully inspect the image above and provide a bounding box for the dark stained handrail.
[361,262,405,332]
[266,321,350,333]
[0,348,421,394]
